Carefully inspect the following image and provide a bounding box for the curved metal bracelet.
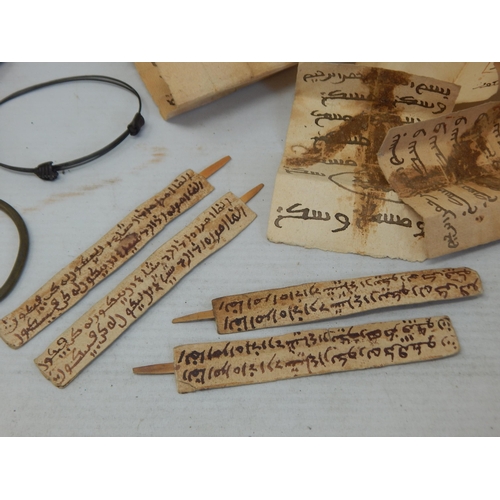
[0,200,29,301]
[0,75,145,181]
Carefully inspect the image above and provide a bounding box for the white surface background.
[1,62,499,437]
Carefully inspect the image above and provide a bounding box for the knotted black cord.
[0,75,145,181]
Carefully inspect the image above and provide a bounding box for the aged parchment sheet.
[267,63,460,261]
[357,63,499,104]
[378,101,500,258]
[35,193,257,388]
[135,62,296,120]
[173,315,459,393]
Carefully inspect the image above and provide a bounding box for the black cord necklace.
[0,199,29,301]
[0,75,145,181]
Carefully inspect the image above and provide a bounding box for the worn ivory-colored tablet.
[173,315,459,393]
[1,169,215,349]
[35,192,257,388]
[211,267,481,333]
[135,62,296,119]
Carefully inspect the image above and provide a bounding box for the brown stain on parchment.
[115,232,141,258]
[389,103,500,197]
[287,67,411,233]
[475,175,500,191]
[388,166,451,199]
[447,105,500,190]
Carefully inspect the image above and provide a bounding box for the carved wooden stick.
[134,315,460,393]
[172,267,482,334]
[1,157,230,349]
[34,184,263,388]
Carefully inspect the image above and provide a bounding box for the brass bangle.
[0,200,29,301]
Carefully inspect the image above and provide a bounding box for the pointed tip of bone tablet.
[172,310,214,323]
[199,156,231,178]
[240,183,264,203]
[133,362,175,375]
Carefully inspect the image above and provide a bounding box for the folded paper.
[267,63,461,261]
[378,101,500,258]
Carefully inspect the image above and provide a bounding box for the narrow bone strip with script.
[173,267,481,334]
[35,184,263,388]
[134,315,460,393]
[1,157,230,348]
